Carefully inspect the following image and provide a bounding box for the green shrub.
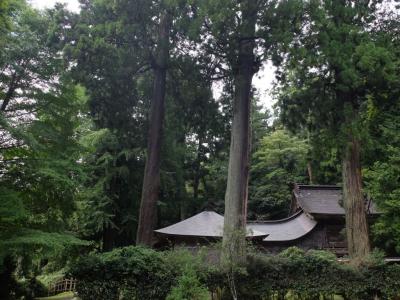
[163,246,226,295]
[164,247,215,282]
[166,269,210,300]
[278,246,306,259]
[69,246,174,300]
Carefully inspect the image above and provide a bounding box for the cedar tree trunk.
[307,162,313,184]
[222,0,257,265]
[342,133,370,259]
[136,12,170,246]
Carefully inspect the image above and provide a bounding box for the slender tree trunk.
[136,12,170,246]
[307,162,313,184]
[222,0,257,265]
[342,132,370,259]
[193,138,203,202]
[1,72,19,112]
[177,137,188,220]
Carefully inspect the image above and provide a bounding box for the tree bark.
[1,72,19,112]
[342,132,370,259]
[136,12,170,246]
[193,137,204,203]
[222,0,257,265]
[307,162,313,184]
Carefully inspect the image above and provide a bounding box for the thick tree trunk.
[342,133,370,259]
[222,0,257,265]
[136,12,170,246]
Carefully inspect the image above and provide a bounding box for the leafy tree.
[159,57,227,223]
[0,1,90,274]
[276,0,397,260]
[364,11,400,255]
[65,0,151,249]
[249,129,309,220]
[0,83,90,269]
[0,3,64,116]
[365,110,400,254]
[0,0,11,29]
[0,0,21,46]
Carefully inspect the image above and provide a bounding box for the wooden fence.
[48,278,77,296]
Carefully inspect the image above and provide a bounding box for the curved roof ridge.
[155,210,267,238]
[247,210,304,224]
[247,211,318,242]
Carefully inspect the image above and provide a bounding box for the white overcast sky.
[29,0,278,110]
[30,0,80,12]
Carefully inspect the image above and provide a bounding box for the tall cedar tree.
[67,0,222,248]
[136,10,171,245]
[222,0,257,264]
[196,0,259,264]
[137,0,227,245]
[196,0,303,264]
[277,0,397,259]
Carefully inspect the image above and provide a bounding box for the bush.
[69,246,174,300]
[166,269,210,300]
[161,247,218,300]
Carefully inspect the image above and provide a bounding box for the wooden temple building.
[155,184,380,256]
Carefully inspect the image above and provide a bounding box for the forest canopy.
[0,0,400,299]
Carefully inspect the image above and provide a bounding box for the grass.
[35,291,77,300]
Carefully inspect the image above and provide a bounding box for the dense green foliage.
[240,248,400,299]
[0,1,90,272]
[275,0,399,257]
[365,102,400,254]
[362,12,400,256]
[249,129,309,219]
[70,247,174,300]
[1,0,400,298]
[70,246,400,300]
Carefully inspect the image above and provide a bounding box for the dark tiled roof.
[295,184,379,215]
[247,211,317,242]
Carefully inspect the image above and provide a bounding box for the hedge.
[239,248,400,299]
[69,246,174,300]
[69,246,400,300]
